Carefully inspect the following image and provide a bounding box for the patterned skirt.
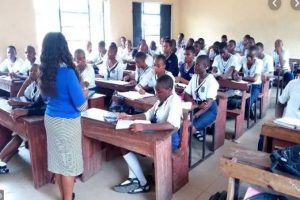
[44,114,83,176]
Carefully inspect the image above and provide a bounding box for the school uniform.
[139,69,175,91]
[118,46,126,58]
[272,49,294,85]
[145,54,154,68]
[94,53,107,65]
[100,60,126,80]
[81,64,96,89]
[122,49,134,62]
[0,57,24,73]
[145,93,183,151]
[278,79,300,119]
[208,49,217,62]
[24,81,40,102]
[213,54,241,76]
[236,41,245,54]
[165,53,179,77]
[176,48,185,65]
[19,58,40,75]
[184,74,219,131]
[178,62,195,81]
[86,51,97,64]
[262,54,274,75]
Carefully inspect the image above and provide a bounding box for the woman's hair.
[39,32,79,96]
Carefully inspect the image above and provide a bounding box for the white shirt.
[134,66,152,83]
[118,46,126,58]
[99,61,126,81]
[0,57,24,73]
[81,64,96,89]
[236,41,245,54]
[272,49,290,71]
[261,54,274,74]
[122,49,134,62]
[213,54,240,75]
[139,69,175,89]
[185,74,219,101]
[241,57,263,85]
[145,93,182,129]
[278,79,300,119]
[19,58,40,74]
[24,81,40,102]
[86,51,97,64]
[208,49,217,61]
[145,54,154,68]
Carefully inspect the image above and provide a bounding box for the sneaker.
[113,178,140,193]
[128,182,150,194]
[193,131,204,142]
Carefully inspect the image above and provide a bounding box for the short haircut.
[179,33,184,38]
[185,46,196,54]
[247,45,258,56]
[219,42,228,50]
[155,54,166,65]
[8,45,16,51]
[244,34,251,39]
[135,51,147,60]
[74,49,85,58]
[26,45,35,52]
[98,41,105,48]
[196,55,210,66]
[256,42,264,49]
[249,37,255,43]
[221,35,228,39]
[109,42,118,51]
[156,74,174,90]
[198,38,205,43]
[229,40,236,46]
[163,38,172,47]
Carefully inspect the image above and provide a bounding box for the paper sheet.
[116,120,151,129]
[118,91,154,100]
[96,78,130,85]
[273,117,300,130]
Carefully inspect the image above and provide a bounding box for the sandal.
[193,131,204,142]
[128,181,150,194]
[0,166,9,174]
[113,178,140,193]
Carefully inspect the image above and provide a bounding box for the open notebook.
[117,91,154,100]
[273,117,300,130]
[116,120,151,130]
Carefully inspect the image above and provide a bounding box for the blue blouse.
[46,67,86,118]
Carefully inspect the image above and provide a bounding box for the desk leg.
[0,125,12,151]
[154,138,172,200]
[27,124,52,188]
[81,135,102,182]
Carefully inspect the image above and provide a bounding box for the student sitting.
[228,40,242,65]
[235,45,263,119]
[74,49,96,90]
[184,55,219,141]
[212,42,240,79]
[94,41,108,66]
[186,38,195,48]
[86,41,96,64]
[114,75,182,193]
[207,41,220,64]
[20,45,39,75]
[122,40,135,64]
[176,46,195,85]
[177,33,186,49]
[137,55,175,94]
[236,34,251,56]
[196,38,207,56]
[163,39,179,77]
[149,41,159,57]
[0,46,24,75]
[98,42,126,81]
[139,41,154,68]
[221,35,228,44]
[256,42,274,83]
[272,39,294,86]
[118,36,127,58]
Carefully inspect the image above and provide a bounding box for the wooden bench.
[220,146,300,200]
[0,98,51,188]
[81,108,175,200]
[257,78,270,119]
[88,93,105,109]
[0,76,24,97]
[218,79,251,139]
[261,120,300,153]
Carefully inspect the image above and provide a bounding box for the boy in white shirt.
[94,41,107,66]
[118,36,127,58]
[0,46,24,75]
[184,55,219,141]
[20,45,39,75]
[228,40,242,66]
[207,41,220,63]
[122,40,135,64]
[256,42,274,77]
[114,75,182,193]
[86,41,97,64]
[99,43,126,81]
[74,49,96,90]
[139,42,153,68]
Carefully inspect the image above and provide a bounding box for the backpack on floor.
[270,145,300,177]
[246,192,289,200]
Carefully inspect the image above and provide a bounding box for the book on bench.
[273,117,300,131]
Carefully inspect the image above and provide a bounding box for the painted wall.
[179,0,300,58]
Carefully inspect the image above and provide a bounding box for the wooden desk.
[81,108,173,200]
[0,99,51,188]
[261,121,300,153]
[88,93,106,109]
[0,76,24,97]
[220,147,300,199]
[95,78,135,92]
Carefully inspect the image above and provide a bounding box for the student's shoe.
[128,182,150,194]
[0,166,9,174]
[113,178,140,193]
[194,131,204,142]
[72,193,75,200]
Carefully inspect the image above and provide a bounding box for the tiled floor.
[0,89,279,200]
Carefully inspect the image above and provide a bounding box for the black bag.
[209,191,227,200]
[270,145,300,177]
[246,192,289,200]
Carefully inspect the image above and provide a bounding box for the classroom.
[0,0,300,199]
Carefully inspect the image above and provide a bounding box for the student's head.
[25,45,36,62]
[120,36,126,47]
[154,54,166,75]
[228,40,236,54]
[139,42,149,54]
[195,55,210,75]
[213,41,220,52]
[98,41,106,53]
[247,37,255,48]
[198,38,205,49]
[171,39,177,53]
[87,41,92,53]
[163,39,172,55]
[219,42,229,59]
[246,45,258,65]
[125,40,132,50]
[256,42,264,57]
[178,33,184,42]
[74,49,86,71]
[7,46,17,60]
[160,37,165,45]
[243,34,251,46]
[40,32,78,96]
[108,42,118,60]
[184,46,195,64]
[155,75,173,101]
[275,39,283,49]
[150,41,157,51]
[135,52,147,69]
[29,63,40,81]
[186,38,194,47]
[221,35,228,43]
[193,41,201,54]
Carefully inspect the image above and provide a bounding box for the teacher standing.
[39,32,88,200]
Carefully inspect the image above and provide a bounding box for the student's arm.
[193,99,214,118]
[242,74,259,82]
[278,50,286,69]
[224,66,235,78]
[183,93,197,105]
[17,77,33,97]
[177,76,190,85]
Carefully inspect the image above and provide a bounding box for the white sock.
[129,168,136,179]
[123,152,147,186]
[0,160,7,167]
